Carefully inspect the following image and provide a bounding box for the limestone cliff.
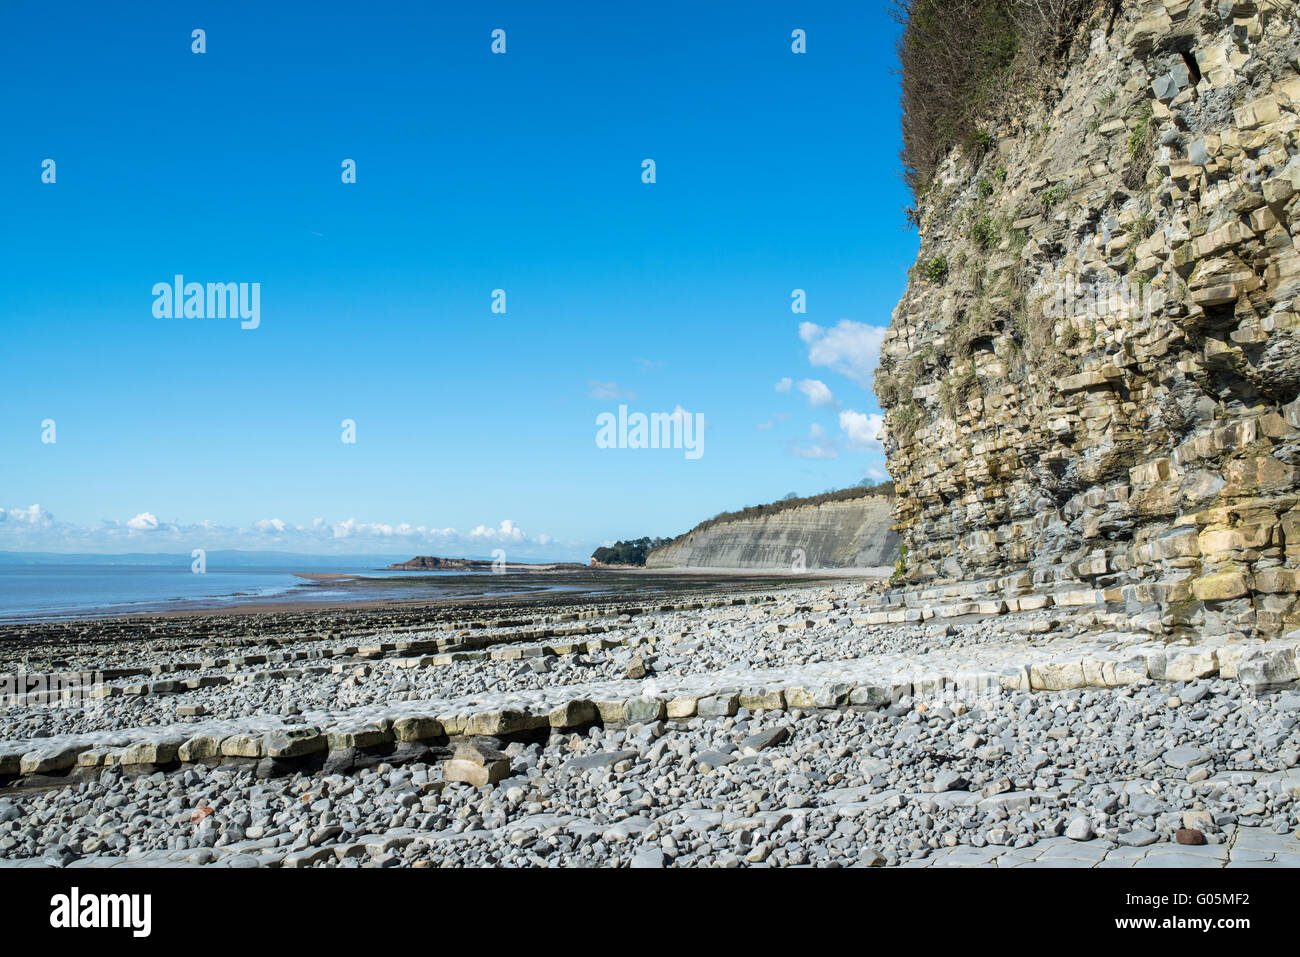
[878,0,1300,638]
[646,496,899,570]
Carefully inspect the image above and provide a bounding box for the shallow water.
[0,563,353,621]
[0,562,836,623]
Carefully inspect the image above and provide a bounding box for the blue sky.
[0,0,916,561]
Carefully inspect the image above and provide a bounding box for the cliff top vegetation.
[590,537,675,566]
[894,0,1098,201]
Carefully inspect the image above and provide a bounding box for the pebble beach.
[1,574,1297,868]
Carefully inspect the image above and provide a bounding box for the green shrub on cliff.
[970,215,1000,249]
[1039,182,1069,209]
[1127,103,1153,160]
[893,544,909,584]
[924,256,949,282]
[1124,101,1156,188]
[892,401,922,441]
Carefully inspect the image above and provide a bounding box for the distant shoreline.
[384,554,891,579]
[385,556,589,572]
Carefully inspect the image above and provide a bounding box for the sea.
[0,555,824,623]
[0,556,506,622]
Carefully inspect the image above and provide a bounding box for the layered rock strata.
[879,0,1300,639]
[647,496,899,570]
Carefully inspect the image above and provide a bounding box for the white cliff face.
[646,497,900,570]
[878,1,1300,638]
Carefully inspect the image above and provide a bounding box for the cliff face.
[646,496,899,570]
[878,1,1300,638]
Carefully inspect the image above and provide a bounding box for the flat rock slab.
[1117,828,1160,847]
[1164,746,1211,769]
[694,749,736,770]
[738,726,789,755]
[563,750,638,773]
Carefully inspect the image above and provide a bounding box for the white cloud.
[330,518,458,540]
[796,378,838,409]
[790,443,838,460]
[789,423,839,460]
[839,410,887,452]
[468,519,526,542]
[799,320,889,389]
[0,504,54,526]
[125,512,160,531]
[774,377,793,393]
[0,505,560,557]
